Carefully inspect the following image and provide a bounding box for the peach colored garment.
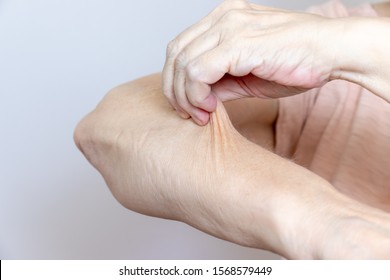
[275,1,390,207]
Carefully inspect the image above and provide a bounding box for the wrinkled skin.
[75,74,390,259]
[163,0,390,125]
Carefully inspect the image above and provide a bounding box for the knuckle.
[185,66,205,108]
[175,51,188,70]
[219,0,248,13]
[221,8,252,26]
[166,39,180,57]
[185,62,200,82]
[222,9,242,22]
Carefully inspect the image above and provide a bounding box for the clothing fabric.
[275,0,390,208]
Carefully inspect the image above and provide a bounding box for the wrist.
[330,17,390,102]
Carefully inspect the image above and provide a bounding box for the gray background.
[0,0,375,259]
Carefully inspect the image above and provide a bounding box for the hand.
[163,0,341,125]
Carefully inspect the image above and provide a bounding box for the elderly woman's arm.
[330,16,390,103]
[74,74,390,259]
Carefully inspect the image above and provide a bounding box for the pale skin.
[163,0,390,125]
[74,1,390,258]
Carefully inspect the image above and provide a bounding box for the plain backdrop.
[0,0,375,259]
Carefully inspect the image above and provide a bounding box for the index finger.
[162,0,251,109]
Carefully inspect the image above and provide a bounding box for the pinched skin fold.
[75,74,285,252]
[75,74,390,259]
[79,74,277,240]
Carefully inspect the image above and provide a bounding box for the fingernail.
[193,110,209,126]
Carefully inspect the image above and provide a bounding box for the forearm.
[75,74,390,259]
[181,142,337,258]
[331,17,390,102]
[181,128,384,259]
[170,101,385,259]
[195,144,390,259]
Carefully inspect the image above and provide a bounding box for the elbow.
[73,117,87,154]
[73,112,102,170]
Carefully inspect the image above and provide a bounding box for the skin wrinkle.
[184,112,262,245]
[74,1,390,259]
[74,2,389,258]
[111,75,274,247]
[74,72,390,258]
